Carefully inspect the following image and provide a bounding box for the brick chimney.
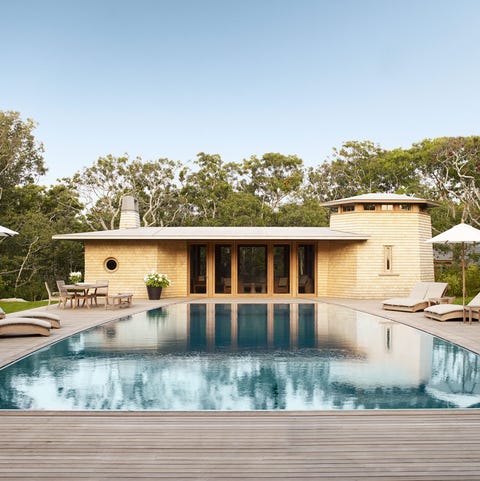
[119,196,140,229]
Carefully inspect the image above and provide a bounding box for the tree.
[275,199,328,227]
[62,155,185,229]
[180,153,236,225]
[239,153,304,211]
[60,155,130,230]
[0,111,46,202]
[210,191,272,226]
[126,158,185,226]
[412,136,480,226]
[0,184,85,299]
[306,140,422,201]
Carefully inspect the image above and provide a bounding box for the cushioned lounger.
[0,318,51,337]
[11,311,61,328]
[382,282,448,312]
[424,292,480,322]
[0,307,55,336]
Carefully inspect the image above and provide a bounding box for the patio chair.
[298,275,313,293]
[44,281,61,308]
[56,280,76,309]
[193,276,206,293]
[424,292,480,323]
[223,277,231,294]
[382,282,448,312]
[276,277,289,293]
[92,280,109,306]
[0,308,51,337]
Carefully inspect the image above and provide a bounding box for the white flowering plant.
[144,271,171,288]
[69,271,82,283]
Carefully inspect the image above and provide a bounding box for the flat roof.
[321,193,439,208]
[53,226,370,241]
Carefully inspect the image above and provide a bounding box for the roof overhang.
[321,193,439,208]
[53,226,370,241]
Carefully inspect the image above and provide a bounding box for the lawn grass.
[0,300,55,314]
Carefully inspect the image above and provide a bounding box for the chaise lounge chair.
[0,308,51,337]
[10,311,61,328]
[382,282,449,312]
[424,292,480,322]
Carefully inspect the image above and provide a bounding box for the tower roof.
[321,193,439,208]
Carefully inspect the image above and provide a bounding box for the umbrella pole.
[462,242,466,323]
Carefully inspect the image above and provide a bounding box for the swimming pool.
[1,302,480,410]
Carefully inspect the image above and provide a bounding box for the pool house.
[53,193,438,300]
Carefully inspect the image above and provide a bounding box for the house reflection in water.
[187,303,316,351]
[88,302,433,390]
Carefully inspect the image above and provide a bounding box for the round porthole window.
[104,257,118,272]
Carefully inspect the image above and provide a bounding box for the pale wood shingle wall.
[85,240,187,299]
[329,211,434,299]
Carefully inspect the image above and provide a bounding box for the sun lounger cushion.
[424,292,480,322]
[12,311,61,328]
[382,297,430,312]
[0,317,51,337]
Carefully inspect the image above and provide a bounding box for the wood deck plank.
[1,411,480,480]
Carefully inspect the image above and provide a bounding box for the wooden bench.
[105,293,133,309]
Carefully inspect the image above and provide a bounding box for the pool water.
[1,302,480,410]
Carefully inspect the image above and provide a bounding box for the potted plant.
[69,271,82,284]
[144,271,170,300]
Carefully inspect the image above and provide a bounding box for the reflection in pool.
[1,303,480,410]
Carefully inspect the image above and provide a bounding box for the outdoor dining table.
[64,282,108,309]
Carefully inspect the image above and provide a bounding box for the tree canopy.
[1,110,479,299]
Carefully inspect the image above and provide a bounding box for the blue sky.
[2,0,480,184]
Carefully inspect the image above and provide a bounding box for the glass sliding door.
[214,245,232,294]
[189,244,207,294]
[298,244,315,294]
[237,245,267,294]
[273,245,290,294]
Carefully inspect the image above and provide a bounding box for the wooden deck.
[2,297,480,479]
[2,410,480,480]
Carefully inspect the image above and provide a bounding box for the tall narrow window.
[274,245,290,294]
[190,244,207,293]
[298,245,315,294]
[384,245,393,273]
[215,245,232,294]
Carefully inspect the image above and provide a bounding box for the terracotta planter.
[146,286,162,300]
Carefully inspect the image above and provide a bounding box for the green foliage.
[0,111,46,198]
[411,136,480,226]
[180,153,236,224]
[239,153,304,211]
[195,191,271,227]
[306,140,421,201]
[5,108,480,302]
[274,200,328,227]
[437,264,480,297]
[0,184,85,300]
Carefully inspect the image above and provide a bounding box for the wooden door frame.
[187,240,318,297]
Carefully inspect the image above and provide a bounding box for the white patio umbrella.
[0,225,18,237]
[426,223,480,320]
